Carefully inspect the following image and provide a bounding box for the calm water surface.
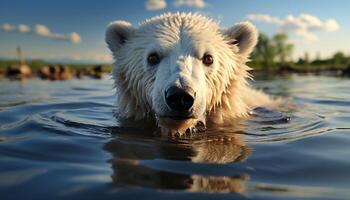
[0,75,349,199]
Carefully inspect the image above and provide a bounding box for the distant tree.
[251,33,276,71]
[304,52,310,66]
[272,33,294,65]
[332,52,347,67]
[296,52,311,67]
[250,33,294,71]
[296,58,305,65]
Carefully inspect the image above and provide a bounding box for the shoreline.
[0,64,109,80]
[1,68,349,81]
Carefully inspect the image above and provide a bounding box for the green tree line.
[249,33,350,72]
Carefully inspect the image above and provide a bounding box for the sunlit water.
[0,75,349,200]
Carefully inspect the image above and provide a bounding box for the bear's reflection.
[104,125,251,194]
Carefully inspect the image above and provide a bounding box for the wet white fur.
[106,13,275,133]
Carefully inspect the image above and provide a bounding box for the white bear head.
[106,13,258,135]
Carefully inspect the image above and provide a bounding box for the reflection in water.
[1,76,350,199]
[0,168,47,187]
[190,175,248,194]
[105,122,251,194]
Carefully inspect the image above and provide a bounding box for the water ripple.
[0,76,350,199]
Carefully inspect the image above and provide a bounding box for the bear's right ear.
[224,22,258,57]
[105,21,135,54]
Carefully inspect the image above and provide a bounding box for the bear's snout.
[165,86,195,114]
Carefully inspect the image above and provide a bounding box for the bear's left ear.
[224,22,258,57]
[105,20,135,54]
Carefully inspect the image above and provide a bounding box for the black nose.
[165,86,195,112]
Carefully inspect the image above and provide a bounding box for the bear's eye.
[147,53,161,66]
[202,54,214,66]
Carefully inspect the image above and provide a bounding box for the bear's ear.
[105,21,135,54]
[224,22,258,57]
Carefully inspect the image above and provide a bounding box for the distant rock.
[38,65,72,80]
[75,68,89,79]
[6,64,32,80]
[0,68,5,78]
[342,65,350,76]
[2,63,107,81]
[38,66,50,79]
[75,65,104,79]
[59,65,73,80]
[91,65,103,79]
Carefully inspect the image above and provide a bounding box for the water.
[0,75,349,200]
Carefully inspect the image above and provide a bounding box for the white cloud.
[246,13,340,42]
[246,14,281,24]
[0,23,81,44]
[174,0,206,8]
[35,24,51,36]
[18,24,30,33]
[48,32,81,43]
[145,0,167,10]
[323,19,339,32]
[69,32,81,44]
[1,23,16,31]
[294,29,318,42]
[35,24,82,44]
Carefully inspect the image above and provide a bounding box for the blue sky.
[1,0,349,63]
